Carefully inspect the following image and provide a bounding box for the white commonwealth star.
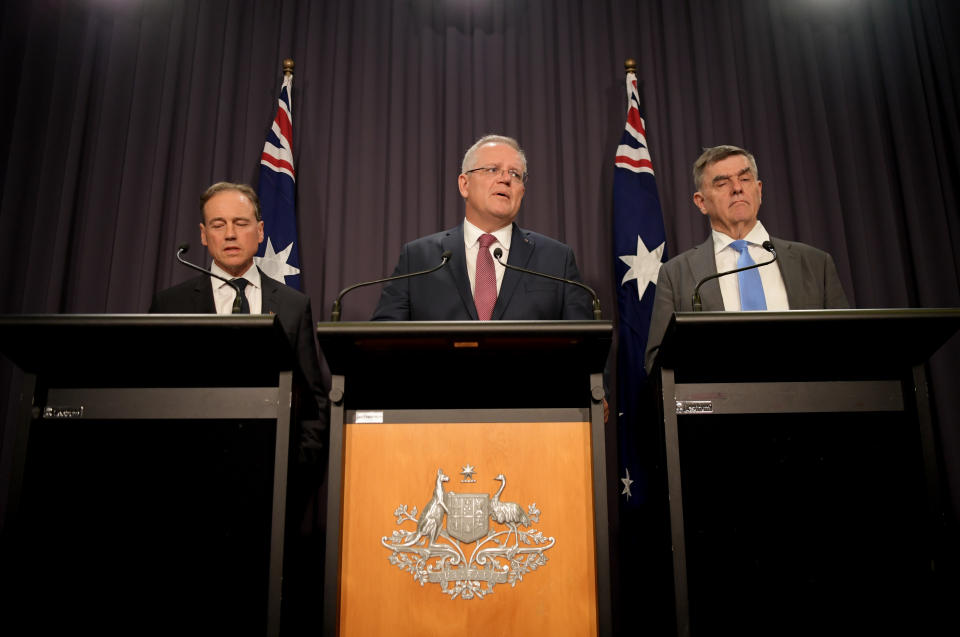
[619,235,665,300]
[254,237,301,282]
[621,468,634,501]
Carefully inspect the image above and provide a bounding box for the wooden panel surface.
[339,420,597,636]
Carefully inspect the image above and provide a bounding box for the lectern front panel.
[337,411,598,636]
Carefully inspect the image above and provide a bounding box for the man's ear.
[693,192,706,216]
[257,220,264,244]
[458,173,469,199]
[199,223,208,247]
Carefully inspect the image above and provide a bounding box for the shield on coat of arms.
[444,492,489,543]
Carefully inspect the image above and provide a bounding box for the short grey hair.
[200,182,261,222]
[461,134,528,175]
[692,145,759,191]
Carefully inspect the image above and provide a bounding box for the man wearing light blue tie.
[645,145,849,372]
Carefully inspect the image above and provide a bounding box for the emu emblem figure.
[489,473,530,547]
[416,469,450,546]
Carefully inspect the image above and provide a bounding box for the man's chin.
[216,257,253,275]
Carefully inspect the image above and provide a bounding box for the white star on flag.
[254,237,301,282]
[619,235,665,300]
[621,468,634,501]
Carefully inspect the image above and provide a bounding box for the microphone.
[691,240,777,311]
[492,247,602,320]
[176,243,245,314]
[330,250,452,321]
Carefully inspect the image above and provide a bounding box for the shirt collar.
[463,218,513,250]
[711,220,770,254]
[210,261,261,289]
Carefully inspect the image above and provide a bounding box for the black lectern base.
[2,418,276,637]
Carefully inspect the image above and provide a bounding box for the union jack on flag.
[613,69,667,510]
[254,69,301,289]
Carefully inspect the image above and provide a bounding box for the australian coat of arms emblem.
[381,467,555,599]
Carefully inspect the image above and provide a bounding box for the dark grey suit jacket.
[645,235,850,372]
[149,269,329,464]
[371,222,594,321]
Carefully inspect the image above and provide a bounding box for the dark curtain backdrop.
[2,0,959,613]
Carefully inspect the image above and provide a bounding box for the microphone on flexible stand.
[330,250,453,321]
[176,243,245,313]
[492,247,602,320]
[691,240,777,311]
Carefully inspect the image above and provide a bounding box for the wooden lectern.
[652,308,960,637]
[0,315,296,637]
[317,321,613,637]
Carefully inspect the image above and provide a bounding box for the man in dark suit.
[149,182,327,446]
[372,134,594,321]
[645,145,849,372]
[149,182,327,635]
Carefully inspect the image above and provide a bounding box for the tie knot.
[478,234,497,249]
[729,239,749,254]
[231,278,249,291]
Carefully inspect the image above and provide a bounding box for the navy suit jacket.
[371,223,594,321]
[645,235,850,372]
[149,269,329,464]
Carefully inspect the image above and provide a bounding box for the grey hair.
[692,145,759,191]
[461,134,527,175]
[200,182,261,222]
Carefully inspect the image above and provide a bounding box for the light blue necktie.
[729,239,767,311]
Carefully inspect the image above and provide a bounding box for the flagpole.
[625,57,636,76]
[283,58,294,78]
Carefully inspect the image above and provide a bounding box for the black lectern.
[316,321,613,637]
[653,309,960,637]
[0,315,295,637]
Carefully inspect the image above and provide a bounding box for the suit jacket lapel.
[772,237,802,308]
[492,224,530,320]
[442,226,478,320]
[259,268,282,317]
[194,276,218,313]
[690,236,724,310]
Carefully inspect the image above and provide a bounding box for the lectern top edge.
[316,319,613,336]
[0,313,277,328]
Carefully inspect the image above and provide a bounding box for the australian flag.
[612,68,670,630]
[613,70,667,512]
[254,69,301,289]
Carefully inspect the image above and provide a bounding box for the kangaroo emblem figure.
[416,468,450,546]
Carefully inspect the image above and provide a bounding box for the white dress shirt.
[210,262,262,315]
[464,219,513,298]
[712,220,789,311]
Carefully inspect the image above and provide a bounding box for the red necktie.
[475,234,497,320]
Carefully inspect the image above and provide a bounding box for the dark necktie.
[230,278,250,314]
[475,234,498,320]
[729,239,767,311]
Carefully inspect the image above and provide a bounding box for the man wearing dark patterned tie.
[149,182,328,465]
[645,145,850,372]
[371,134,594,322]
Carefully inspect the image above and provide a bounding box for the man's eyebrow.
[711,167,752,183]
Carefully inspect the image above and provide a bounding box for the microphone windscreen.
[762,240,775,252]
[493,247,503,259]
[178,243,190,254]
